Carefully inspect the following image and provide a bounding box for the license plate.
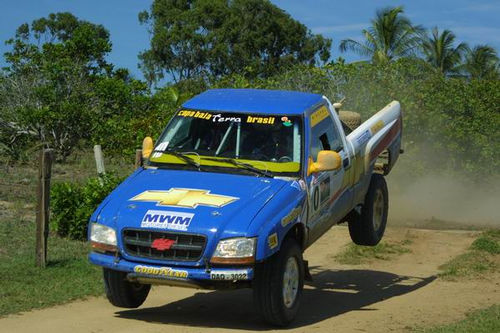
[210,269,249,280]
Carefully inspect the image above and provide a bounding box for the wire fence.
[0,181,37,205]
[0,182,33,187]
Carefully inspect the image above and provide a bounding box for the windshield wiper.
[201,157,273,178]
[152,149,201,170]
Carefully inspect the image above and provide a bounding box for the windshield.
[149,110,303,176]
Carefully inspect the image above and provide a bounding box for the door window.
[309,106,343,161]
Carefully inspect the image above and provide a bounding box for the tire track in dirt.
[1,226,498,333]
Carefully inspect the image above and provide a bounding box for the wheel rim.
[373,189,384,230]
[282,256,299,309]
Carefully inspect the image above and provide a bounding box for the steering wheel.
[278,156,292,162]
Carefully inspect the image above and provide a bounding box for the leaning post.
[94,145,106,185]
[93,145,106,176]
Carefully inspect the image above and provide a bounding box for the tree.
[4,12,112,75]
[0,13,112,160]
[420,27,468,76]
[138,0,331,84]
[339,6,423,64]
[461,45,500,80]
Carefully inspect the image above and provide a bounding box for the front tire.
[253,238,304,326]
[348,174,388,246]
[103,268,151,308]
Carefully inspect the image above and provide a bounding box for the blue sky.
[1,0,499,80]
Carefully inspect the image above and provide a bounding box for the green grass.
[439,230,500,279]
[0,150,136,317]
[335,240,411,265]
[416,304,500,333]
[0,210,103,316]
[470,230,500,254]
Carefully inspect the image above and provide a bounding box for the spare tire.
[339,111,361,132]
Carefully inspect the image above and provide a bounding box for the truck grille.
[122,229,206,262]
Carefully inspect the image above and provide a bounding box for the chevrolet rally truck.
[88,89,402,326]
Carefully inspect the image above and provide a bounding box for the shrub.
[214,59,500,180]
[471,230,500,254]
[51,174,122,241]
[90,85,191,156]
[50,182,83,238]
[439,230,500,279]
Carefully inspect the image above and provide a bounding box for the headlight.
[211,237,256,265]
[90,223,117,253]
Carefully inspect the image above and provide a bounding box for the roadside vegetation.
[0,3,498,182]
[417,304,500,333]
[334,239,412,265]
[439,230,500,279]
[0,0,499,317]
[51,174,123,240]
[0,154,132,317]
[0,215,102,316]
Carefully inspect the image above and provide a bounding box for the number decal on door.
[313,186,320,211]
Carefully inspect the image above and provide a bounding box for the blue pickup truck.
[88,89,402,326]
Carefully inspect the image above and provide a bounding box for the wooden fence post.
[35,149,53,268]
[135,149,143,168]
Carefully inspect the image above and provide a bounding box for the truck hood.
[95,168,288,238]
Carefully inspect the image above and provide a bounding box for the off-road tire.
[253,238,304,326]
[348,174,388,246]
[103,268,151,308]
[339,110,362,131]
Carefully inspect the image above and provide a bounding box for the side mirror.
[142,137,154,159]
[308,150,341,175]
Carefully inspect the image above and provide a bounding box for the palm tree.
[339,6,423,64]
[462,45,500,79]
[420,27,468,75]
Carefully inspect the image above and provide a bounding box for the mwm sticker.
[141,210,194,231]
[356,130,371,147]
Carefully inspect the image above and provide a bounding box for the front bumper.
[89,252,254,289]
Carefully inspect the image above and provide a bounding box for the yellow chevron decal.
[130,188,239,208]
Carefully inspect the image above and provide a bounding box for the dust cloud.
[386,172,500,230]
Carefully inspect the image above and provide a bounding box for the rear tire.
[253,238,304,326]
[103,268,151,308]
[348,174,388,246]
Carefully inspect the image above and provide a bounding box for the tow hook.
[113,251,120,264]
[204,257,211,273]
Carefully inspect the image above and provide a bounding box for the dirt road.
[1,226,499,332]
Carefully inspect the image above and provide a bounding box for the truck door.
[306,105,352,243]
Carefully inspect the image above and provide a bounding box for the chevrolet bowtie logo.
[130,188,239,208]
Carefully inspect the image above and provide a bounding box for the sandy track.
[1,226,499,333]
